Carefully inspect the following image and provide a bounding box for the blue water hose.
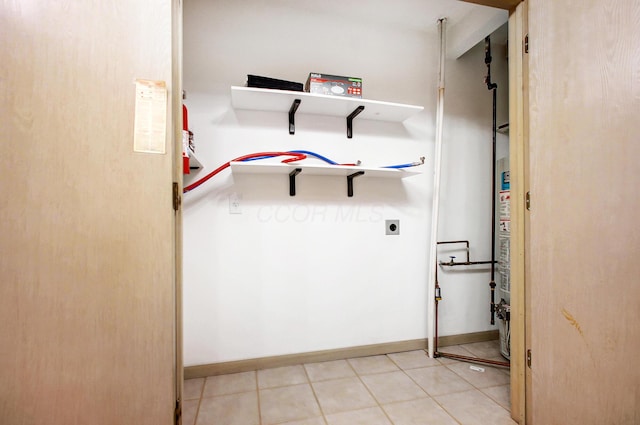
[382,163,418,169]
[382,157,426,169]
[240,150,424,169]
[289,150,339,165]
[239,150,341,165]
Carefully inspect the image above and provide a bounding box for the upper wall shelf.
[230,86,424,137]
[188,148,202,170]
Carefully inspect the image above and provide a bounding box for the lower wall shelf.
[230,161,420,197]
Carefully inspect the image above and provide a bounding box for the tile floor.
[183,341,516,425]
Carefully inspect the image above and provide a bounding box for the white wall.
[182,0,508,366]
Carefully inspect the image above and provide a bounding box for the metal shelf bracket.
[289,99,301,134]
[289,168,302,196]
[346,106,365,138]
[347,171,365,197]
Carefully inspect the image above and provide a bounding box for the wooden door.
[0,1,181,424]
[528,1,640,424]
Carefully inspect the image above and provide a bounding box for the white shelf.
[230,161,420,178]
[231,86,424,123]
[230,160,420,197]
[188,148,202,170]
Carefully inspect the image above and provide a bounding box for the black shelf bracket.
[289,99,301,135]
[289,168,302,196]
[347,171,365,197]
[346,105,365,138]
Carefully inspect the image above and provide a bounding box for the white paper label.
[133,79,167,154]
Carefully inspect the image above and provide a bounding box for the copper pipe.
[434,299,440,354]
[439,260,495,267]
[485,36,498,326]
[437,240,470,262]
[435,351,510,368]
[433,239,509,368]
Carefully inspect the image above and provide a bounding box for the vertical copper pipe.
[434,299,439,354]
[485,36,498,325]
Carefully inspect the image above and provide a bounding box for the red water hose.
[183,151,307,193]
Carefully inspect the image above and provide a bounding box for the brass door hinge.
[174,399,182,425]
[173,182,181,212]
[527,349,532,368]
[526,191,531,211]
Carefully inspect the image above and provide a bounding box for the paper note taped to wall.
[133,79,167,154]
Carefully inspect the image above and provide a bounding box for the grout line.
[255,370,263,425]
[193,344,510,425]
[191,399,202,425]
[348,355,396,425]
[301,363,329,425]
[191,377,206,425]
[440,342,513,417]
[346,355,401,377]
[199,388,261,399]
[434,387,513,422]
[198,371,262,399]
[410,356,501,425]
[258,377,325,425]
[427,395,464,425]
[400,364,463,425]
[480,382,512,389]
[479,385,511,411]
[199,378,206,398]
[303,358,359,384]
[255,365,311,390]
[386,348,441,371]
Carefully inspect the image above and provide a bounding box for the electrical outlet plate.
[385,219,399,235]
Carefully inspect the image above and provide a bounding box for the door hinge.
[527,349,532,368]
[525,191,531,211]
[524,34,529,54]
[173,182,181,211]
[174,399,182,425]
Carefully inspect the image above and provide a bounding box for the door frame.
[173,1,529,422]
[507,1,528,423]
[465,1,529,423]
[172,0,185,421]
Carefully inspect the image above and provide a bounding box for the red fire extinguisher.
[182,91,190,174]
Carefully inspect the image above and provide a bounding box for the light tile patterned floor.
[183,341,515,425]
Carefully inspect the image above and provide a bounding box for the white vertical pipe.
[427,18,446,358]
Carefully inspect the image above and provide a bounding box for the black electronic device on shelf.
[247,75,303,92]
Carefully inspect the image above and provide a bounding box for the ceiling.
[273,0,507,57]
[274,0,490,33]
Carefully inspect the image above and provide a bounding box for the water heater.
[497,156,511,360]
